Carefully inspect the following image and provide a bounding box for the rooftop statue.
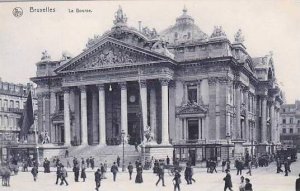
[210,26,226,38]
[234,29,245,43]
[41,50,51,61]
[113,5,127,26]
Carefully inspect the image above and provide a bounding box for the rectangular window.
[59,95,64,111]
[282,128,286,134]
[290,128,293,134]
[290,118,293,124]
[4,100,8,111]
[9,100,14,108]
[187,85,197,103]
[283,119,286,124]
[16,101,19,109]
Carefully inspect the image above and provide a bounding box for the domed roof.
[159,7,208,44]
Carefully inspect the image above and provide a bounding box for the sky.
[0,0,299,103]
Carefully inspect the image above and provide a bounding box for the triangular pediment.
[55,37,174,74]
[176,102,208,116]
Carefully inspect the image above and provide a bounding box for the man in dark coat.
[166,156,170,165]
[244,178,253,191]
[55,165,62,184]
[95,169,102,191]
[296,173,300,191]
[127,162,133,180]
[111,162,119,182]
[223,169,233,191]
[173,170,181,191]
[86,158,90,168]
[90,157,95,170]
[184,163,192,184]
[73,163,80,182]
[31,166,38,182]
[156,164,166,186]
[284,160,289,176]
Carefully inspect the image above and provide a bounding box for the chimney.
[138,21,142,32]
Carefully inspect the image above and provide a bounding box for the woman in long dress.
[135,163,143,183]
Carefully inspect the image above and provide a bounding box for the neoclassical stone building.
[31,7,284,162]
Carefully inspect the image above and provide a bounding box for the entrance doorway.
[189,149,196,166]
[188,119,199,140]
[128,113,142,145]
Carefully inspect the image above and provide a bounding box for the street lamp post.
[226,133,231,162]
[251,124,254,159]
[121,129,125,172]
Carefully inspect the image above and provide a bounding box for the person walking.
[284,160,289,176]
[81,163,87,182]
[244,178,253,191]
[156,164,166,187]
[60,165,69,186]
[223,169,233,191]
[127,162,134,180]
[173,170,181,191]
[166,156,170,165]
[111,162,119,182]
[73,163,80,182]
[246,160,252,176]
[55,165,62,185]
[135,163,143,183]
[91,157,95,170]
[86,158,90,168]
[95,169,102,191]
[65,150,69,158]
[222,159,226,172]
[31,166,38,182]
[184,163,192,184]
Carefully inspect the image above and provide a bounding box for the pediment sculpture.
[176,101,208,115]
[210,26,227,38]
[234,29,245,43]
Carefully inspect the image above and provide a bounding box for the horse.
[0,166,11,186]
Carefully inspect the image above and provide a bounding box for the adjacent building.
[0,78,37,162]
[280,100,300,152]
[31,7,284,163]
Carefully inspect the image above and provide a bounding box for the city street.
[2,159,299,191]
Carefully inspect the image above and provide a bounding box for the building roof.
[159,7,208,45]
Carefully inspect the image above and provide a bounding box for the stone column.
[140,80,148,133]
[92,89,98,144]
[269,98,275,143]
[97,84,106,145]
[160,79,170,144]
[149,83,157,142]
[79,86,88,145]
[234,81,241,139]
[50,91,56,114]
[119,82,128,137]
[261,95,267,143]
[63,88,71,145]
[244,87,249,141]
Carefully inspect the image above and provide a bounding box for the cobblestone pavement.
[1,160,298,191]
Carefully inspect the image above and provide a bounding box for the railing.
[8,108,24,114]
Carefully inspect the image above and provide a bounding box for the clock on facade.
[129,95,136,103]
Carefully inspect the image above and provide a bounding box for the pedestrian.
[95,169,102,191]
[206,160,211,173]
[236,159,242,175]
[156,164,166,187]
[166,156,170,165]
[60,165,69,186]
[73,163,80,182]
[135,163,143,183]
[55,165,62,185]
[66,159,71,168]
[284,160,289,176]
[65,150,69,158]
[111,162,119,182]
[117,156,121,167]
[91,157,95,170]
[81,163,87,182]
[184,163,192,184]
[223,169,233,191]
[86,157,90,168]
[31,166,38,182]
[276,158,283,173]
[103,160,108,178]
[246,160,252,176]
[226,159,231,170]
[173,170,181,191]
[211,160,217,173]
[296,173,300,191]
[222,159,226,172]
[239,176,245,191]
[135,141,139,152]
[127,162,133,180]
[244,178,253,191]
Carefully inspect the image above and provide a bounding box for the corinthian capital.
[118,82,127,90]
[139,80,147,88]
[159,78,170,86]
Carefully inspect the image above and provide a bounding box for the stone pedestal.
[233,140,245,158]
[141,144,173,161]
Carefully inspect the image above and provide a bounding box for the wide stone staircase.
[56,145,141,167]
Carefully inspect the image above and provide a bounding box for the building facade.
[0,78,38,162]
[280,100,300,151]
[31,7,284,161]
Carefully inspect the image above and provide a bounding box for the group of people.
[276,157,292,176]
